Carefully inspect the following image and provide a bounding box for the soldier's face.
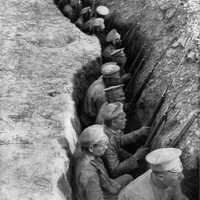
[156,171,184,187]
[90,137,109,156]
[112,112,127,130]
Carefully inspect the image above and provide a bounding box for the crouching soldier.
[81,62,123,127]
[118,148,189,200]
[96,102,149,178]
[74,125,133,200]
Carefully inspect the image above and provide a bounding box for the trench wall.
[0,0,101,200]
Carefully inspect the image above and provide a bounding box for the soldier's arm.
[120,126,149,146]
[118,148,132,160]
[80,171,105,200]
[103,144,138,178]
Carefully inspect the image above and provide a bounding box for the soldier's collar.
[105,126,121,136]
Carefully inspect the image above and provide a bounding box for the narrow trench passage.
[53,1,198,200]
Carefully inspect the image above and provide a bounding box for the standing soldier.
[118,148,189,200]
[96,102,149,178]
[81,62,122,127]
[74,125,133,200]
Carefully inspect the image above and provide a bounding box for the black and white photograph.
[0,0,199,200]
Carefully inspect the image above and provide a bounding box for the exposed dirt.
[0,0,100,199]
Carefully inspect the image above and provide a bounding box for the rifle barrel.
[129,44,146,74]
[148,89,167,127]
[144,114,166,147]
[169,111,199,147]
[126,57,145,93]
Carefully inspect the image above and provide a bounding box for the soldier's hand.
[136,126,150,137]
[134,147,149,160]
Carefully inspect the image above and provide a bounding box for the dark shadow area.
[182,168,198,200]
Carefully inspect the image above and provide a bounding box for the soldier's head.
[79,124,109,156]
[146,148,184,188]
[106,29,121,46]
[93,18,105,33]
[101,62,121,87]
[96,102,126,131]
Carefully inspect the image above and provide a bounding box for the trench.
[53,1,198,200]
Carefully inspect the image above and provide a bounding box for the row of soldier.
[55,1,189,200]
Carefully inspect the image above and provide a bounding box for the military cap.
[80,6,91,15]
[93,18,105,30]
[145,148,183,173]
[96,102,124,124]
[79,124,107,147]
[101,62,120,77]
[96,6,110,17]
[104,84,125,103]
[106,29,121,43]
[101,62,121,87]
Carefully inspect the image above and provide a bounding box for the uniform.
[75,154,133,200]
[102,126,142,178]
[74,125,133,200]
[118,169,174,200]
[118,148,189,200]
[82,63,122,127]
[82,76,105,126]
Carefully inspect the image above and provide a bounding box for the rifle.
[127,65,156,113]
[143,87,168,147]
[126,45,153,94]
[128,43,146,74]
[122,24,137,45]
[168,110,200,147]
[125,57,145,94]
[145,81,188,147]
[127,40,174,114]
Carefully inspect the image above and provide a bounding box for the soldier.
[75,6,91,28]
[81,62,122,127]
[102,46,127,70]
[74,125,133,200]
[106,29,122,48]
[118,148,189,200]
[96,102,149,179]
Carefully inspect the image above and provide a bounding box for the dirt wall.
[0,0,101,199]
